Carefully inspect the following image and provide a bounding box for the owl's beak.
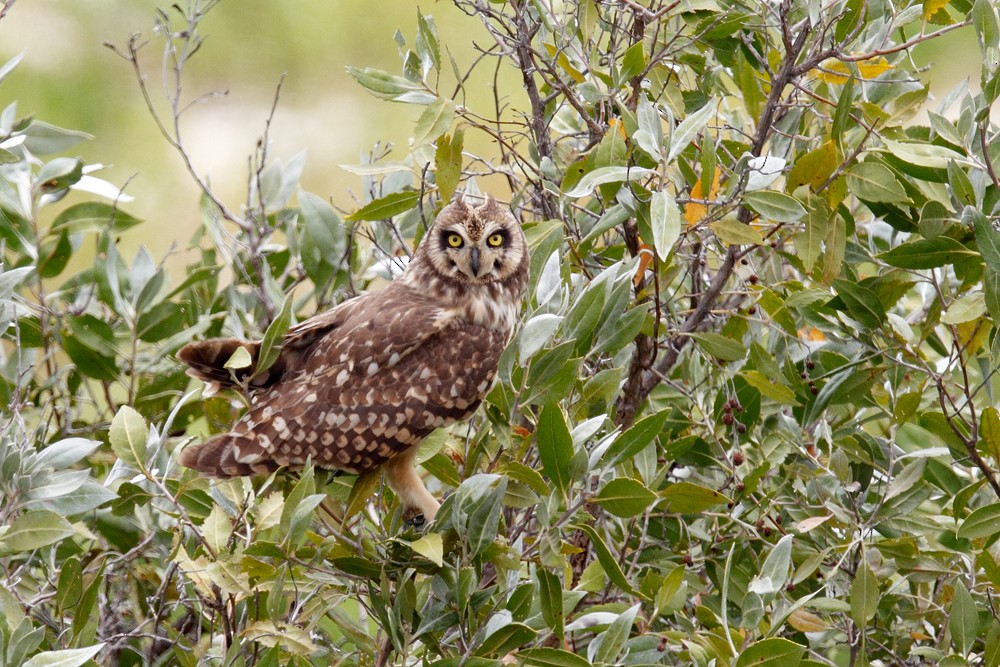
[469,248,481,276]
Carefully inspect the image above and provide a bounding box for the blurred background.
[0,1,983,260]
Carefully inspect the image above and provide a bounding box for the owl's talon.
[402,508,427,529]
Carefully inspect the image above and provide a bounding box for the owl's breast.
[439,285,521,337]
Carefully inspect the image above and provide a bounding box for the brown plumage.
[177,194,529,521]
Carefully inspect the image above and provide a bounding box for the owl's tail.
[179,433,281,478]
[178,338,285,395]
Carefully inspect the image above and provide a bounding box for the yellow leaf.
[634,244,654,287]
[411,532,444,567]
[814,59,851,85]
[788,609,829,633]
[858,56,893,79]
[543,42,585,83]
[799,326,827,342]
[684,171,721,227]
[786,140,839,193]
[956,318,990,356]
[923,0,949,21]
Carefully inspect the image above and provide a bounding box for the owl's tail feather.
[179,433,281,478]
[177,338,273,393]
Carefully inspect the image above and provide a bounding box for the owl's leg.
[382,448,440,523]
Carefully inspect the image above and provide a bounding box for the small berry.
[683,553,693,565]
[747,305,757,315]
[737,422,747,434]
[723,413,734,425]
[806,360,816,370]
[736,481,745,492]
[786,583,795,592]
[810,386,819,395]
[763,527,773,537]
[733,451,745,466]
[800,372,808,379]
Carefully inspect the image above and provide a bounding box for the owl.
[177,194,529,523]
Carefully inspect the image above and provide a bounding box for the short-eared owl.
[178,194,529,521]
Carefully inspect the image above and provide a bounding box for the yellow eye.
[446,233,463,248]
[487,233,504,247]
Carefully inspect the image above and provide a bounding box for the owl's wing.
[180,286,507,477]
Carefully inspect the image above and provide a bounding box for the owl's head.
[420,193,528,287]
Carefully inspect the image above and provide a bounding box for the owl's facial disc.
[438,226,511,283]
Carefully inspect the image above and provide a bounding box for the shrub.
[3,0,1000,665]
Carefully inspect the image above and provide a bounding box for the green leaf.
[0,510,73,552]
[345,66,435,104]
[37,157,83,192]
[602,410,670,469]
[476,622,537,657]
[850,563,879,625]
[468,477,506,556]
[743,191,806,222]
[650,190,680,260]
[256,293,293,377]
[690,332,747,361]
[950,578,979,655]
[574,523,644,598]
[618,42,646,83]
[202,505,232,554]
[878,236,977,269]
[592,603,639,664]
[520,648,592,667]
[22,643,105,667]
[846,162,909,204]
[21,121,91,155]
[831,75,856,143]
[594,477,658,518]
[735,638,805,667]
[346,191,421,221]
[741,370,799,405]
[435,130,464,203]
[109,406,148,470]
[795,196,830,273]
[537,568,565,641]
[667,99,716,163]
[832,279,886,329]
[661,481,729,513]
[958,503,1000,539]
[413,97,456,147]
[537,404,574,499]
[972,208,1000,273]
[883,139,970,170]
[748,534,793,595]
[563,166,656,198]
[973,0,1000,61]
[299,190,346,287]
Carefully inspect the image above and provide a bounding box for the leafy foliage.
[4,0,1000,665]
